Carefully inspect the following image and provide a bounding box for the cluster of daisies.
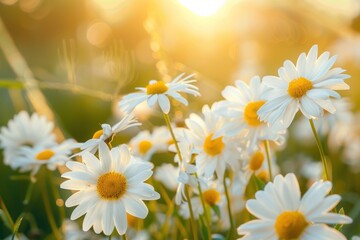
[0,45,357,239]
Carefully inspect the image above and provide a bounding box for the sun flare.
[178,0,227,16]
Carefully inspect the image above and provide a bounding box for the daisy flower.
[0,111,56,165]
[61,142,160,236]
[218,76,286,148]
[119,73,200,114]
[10,139,75,175]
[154,163,179,191]
[77,113,140,155]
[240,144,279,183]
[258,45,350,128]
[237,173,352,240]
[129,126,170,161]
[184,103,241,180]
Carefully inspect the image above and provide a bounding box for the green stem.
[163,113,183,162]
[196,175,212,240]
[23,178,36,206]
[122,233,128,240]
[309,119,330,181]
[40,170,61,240]
[264,140,273,181]
[47,171,65,226]
[223,176,235,239]
[184,186,198,240]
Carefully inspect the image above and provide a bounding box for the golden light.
[178,0,227,17]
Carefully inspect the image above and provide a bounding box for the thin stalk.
[40,170,61,240]
[184,186,198,240]
[264,140,273,181]
[122,233,128,240]
[196,175,212,239]
[47,171,65,225]
[223,176,235,239]
[309,119,330,181]
[163,113,183,162]
[23,178,36,205]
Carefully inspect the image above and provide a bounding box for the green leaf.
[199,215,209,240]
[253,174,266,190]
[0,209,13,230]
[0,197,14,230]
[0,79,24,88]
[210,204,221,218]
[12,215,24,240]
[334,208,345,231]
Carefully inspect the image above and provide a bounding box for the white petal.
[123,195,148,218]
[158,94,171,113]
[113,201,127,235]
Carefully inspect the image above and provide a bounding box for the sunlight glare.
[178,0,227,17]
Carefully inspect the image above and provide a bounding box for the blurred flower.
[0,111,56,165]
[129,126,170,161]
[238,173,352,239]
[293,98,353,147]
[184,103,240,180]
[331,36,360,67]
[77,113,140,155]
[217,76,286,148]
[240,144,279,183]
[343,137,360,173]
[119,73,200,114]
[154,163,179,191]
[61,142,160,236]
[258,45,350,128]
[62,219,92,240]
[300,159,322,183]
[10,139,75,175]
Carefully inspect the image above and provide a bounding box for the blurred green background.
[0,0,360,238]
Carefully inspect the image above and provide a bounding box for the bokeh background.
[0,0,360,238]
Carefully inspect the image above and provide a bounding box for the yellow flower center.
[288,77,313,99]
[244,101,265,127]
[92,129,103,139]
[97,172,127,200]
[203,134,224,156]
[167,138,174,145]
[249,151,264,171]
[138,140,153,155]
[203,189,221,206]
[127,213,139,228]
[275,211,308,240]
[257,170,269,182]
[36,149,55,161]
[146,81,168,95]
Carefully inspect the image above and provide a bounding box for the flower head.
[119,73,200,114]
[218,76,286,148]
[184,103,240,180]
[258,45,350,128]
[11,139,75,175]
[0,111,56,165]
[129,126,170,161]
[237,173,352,240]
[61,142,160,236]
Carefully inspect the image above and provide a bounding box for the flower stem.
[196,175,212,240]
[264,140,273,181]
[23,178,36,206]
[41,182,61,240]
[163,113,183,162]
[122,234,127,240]
[184,186,198,240]
[309,119,330,181]
[223,176,235,239]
